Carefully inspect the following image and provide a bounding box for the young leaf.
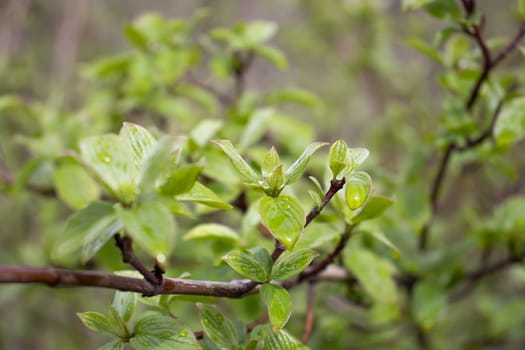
[138,136,175,191]
[159,164,203,196]
[345,171,372,210]
[107,306,130,339]
[53,161,100,210]
[53,201,117,263]
[190,119,223,148]
[285,142,328,185]
[250,247,273,278]
[184,223,239,242]
[244,21,278,45]
[198,304,239,350]
[116,201,176,258]
[213,140,260,183]
[260,195,305,250]
[222,250,270,282]
[347,148,369,169]
[112,291,138,322]
[81,212,122,264]
[254,45,288,70]
[176,182,233,210]
[130,312,200,350]
[344,247,398,304]
[262,147,281,178]
[411,281,447,331]
[263,329,297,350]
[119,122,157,167]
[77,312,117,337]
[238,108,274,150]
[260,284,292,331]
[264,164,285,197]
[328,140,348,179]
[98,340,125,350]
[271,249,319,281]
[351,196,394,224]
[79,134,137,204]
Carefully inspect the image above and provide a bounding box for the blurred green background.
[2,0,525,349]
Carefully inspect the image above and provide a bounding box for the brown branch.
[301,282,316,344]
[114,234,162,294]
[0,265,258,298]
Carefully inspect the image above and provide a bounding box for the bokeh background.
[1,0,524,349]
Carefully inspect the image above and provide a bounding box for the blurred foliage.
[2,0,525,349]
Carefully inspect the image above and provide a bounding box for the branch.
[0,265,258,298]
[418,8,525,250]
[114,234,163,294]
[301,282,316,344]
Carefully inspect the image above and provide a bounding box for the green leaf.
[344,247,398,304]
[184,223,239,242]
[424,0,462,21]
[265,88,322,110]
[329,140,349,179]
[138,136,176,191]
[271,249,319,281]
[238,108,274,150]
[402,0,433,10]
[244,21,278,45]
[406,38,444,66]
[263,329,297,350]
[363,231,400,259]
[159,165,203,196]
[251,247,273,278]
[107,306,130,339]
[198,304,239,350]
[112,291,138,322]
[262,147,281,178]
[53,160,100,210]
[124,24,148,50]
[494,97,525,146]
[260,284,292,331]
[222,250,270,282]
[119,122,157,168]
[285,142,328,185]
[53,201,118,263]
[77,312,116,337]
[254,45,288,70]
[176,182,233,210]
[265,164,285,196]
[131,312,200,350]
[259,195,305,250]
[347,148,369,169]
[345,171,372,210]
[190,119,223,148]
[79,134,137,204]
[351,196,394,224]
[98,340,125,350]
[81,211,122,264]
[411,281,447,331]
[213,140,260,183]
[116,201,176,258]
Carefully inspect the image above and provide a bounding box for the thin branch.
[450,252,525,302]
[305,178,346,226]
[301,282,316,344]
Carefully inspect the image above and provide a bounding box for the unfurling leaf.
[260,283,292,331]
[213,140,260,183]
[351,196,394,224]
[329,140,348,179]
[285,142,328,185]
[345,171,372,210]
[259,195,305,250]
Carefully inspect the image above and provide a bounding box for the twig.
[301,282,316,344]
[232,50,255,99]
[114,234,163,295]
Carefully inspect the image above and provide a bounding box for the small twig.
[305,178,346,226]
[232,50,255,99]
[114,234,162,295]
[301,282,317,344]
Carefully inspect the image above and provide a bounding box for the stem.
[301,282,316,344]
